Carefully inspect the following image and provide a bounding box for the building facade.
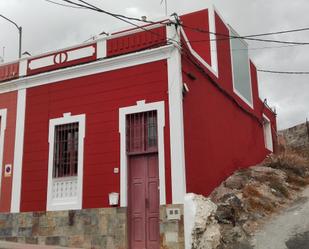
[0,5,276,249]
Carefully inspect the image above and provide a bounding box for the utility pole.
[0,14,22,59]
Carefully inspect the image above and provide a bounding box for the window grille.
[126,111,158,154]
[53,122,79,178]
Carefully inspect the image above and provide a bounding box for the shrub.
[264,151,309,178]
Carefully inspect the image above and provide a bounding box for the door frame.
[119,100,166,207]
[0,109,7,196]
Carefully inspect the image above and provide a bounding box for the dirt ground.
[252,187,309,249]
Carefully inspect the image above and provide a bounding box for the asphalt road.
[252,187,309,249]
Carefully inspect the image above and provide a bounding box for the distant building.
[0,5,276,249]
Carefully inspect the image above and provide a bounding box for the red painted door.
[128,153,160,249]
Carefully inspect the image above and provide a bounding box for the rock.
[224,175,247,190]
[193,195,217,233]
[185,194,221,249]
[215,204,234,224]
[210,185,237,203]
[195,223,221,249]
[215,194,243,226]
[242,221,259,236]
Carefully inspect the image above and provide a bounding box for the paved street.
[252,187,309,249]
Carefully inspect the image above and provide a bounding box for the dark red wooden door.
[128,154,160,249]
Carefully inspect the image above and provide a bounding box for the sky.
[0,0,308,130]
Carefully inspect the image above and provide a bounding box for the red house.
[0,5,276,249]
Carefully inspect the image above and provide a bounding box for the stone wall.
[0,205,184,249]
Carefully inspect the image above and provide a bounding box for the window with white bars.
[53,122,79,178]
[126,110,158,154]
[47,113,85,211]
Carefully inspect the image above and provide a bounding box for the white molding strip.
[18,59,28,77]
[96,39,107,59]
[108,23,166,39]
[0,45,174,94]
[119,100,166,207]
[209,5,219,74]
[47,113,86,211]
[28,45,96,71]
[263,114,273,152]
[0,109,7,198]
[167,25,187,204]
[11,89,26,213]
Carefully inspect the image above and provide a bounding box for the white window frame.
[47,112,85,211]
[0,109,7,195]
[119,100,166,207]
[263,115,273,152]
[229,27,254,109]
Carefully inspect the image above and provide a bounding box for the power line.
[257,69,309,74]
[44,0,87,9]
[57,0,309,46]
[61,0,156,24]
[59,0,182,46]
[52,1,309,76]
[212,44,307,52]
[181,23,309,45]
[183,24,309,39]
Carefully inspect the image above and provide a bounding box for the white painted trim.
[119,100,166,207]
[263,115,273,152]
[18,59,28,77]
[0,45,175,94]
[0,109,7,197]
[208,5,219,75]
[11,89,26,213]
[28,45,96,71]
[184,194,197,249]
[47,113,85,211]
[180,6,219,78]
[96,39,107,59]
[167,25,187,204]
[229,27,254,109]
[109,23,166,39]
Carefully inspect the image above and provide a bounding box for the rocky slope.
[279,121,309,158]
[188,150,309,249]
[212,151,309,249]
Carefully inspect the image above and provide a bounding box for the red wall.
[182,12,276,196]
[107,27,167,57]
[21,60,172,212]
[0,63,19,82]
[181,10,212,66]
[0,91,17,212]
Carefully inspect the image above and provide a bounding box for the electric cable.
[257,69,309,74]
[44,0,87,9]
[52,1,309,76]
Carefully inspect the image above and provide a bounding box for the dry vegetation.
[212,149,309,249]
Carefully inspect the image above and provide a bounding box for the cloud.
[0,0,308,130]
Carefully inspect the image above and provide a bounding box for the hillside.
[279,121,309,157]
[188,122,309,249]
